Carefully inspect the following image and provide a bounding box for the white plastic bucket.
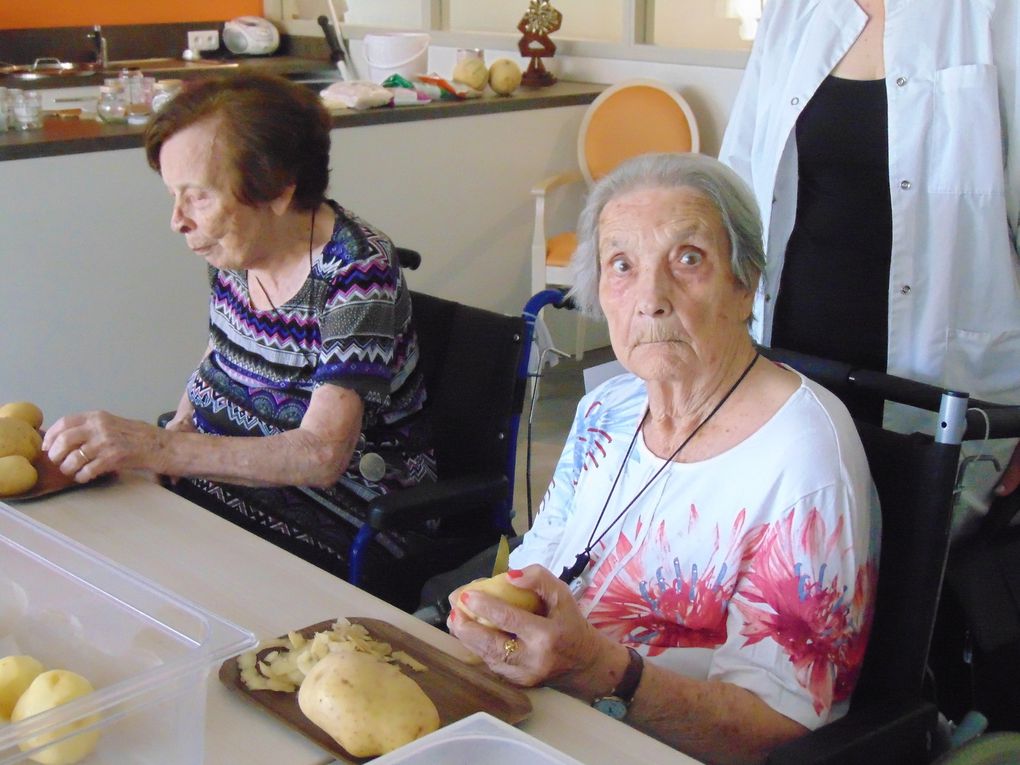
[363,32,430,83]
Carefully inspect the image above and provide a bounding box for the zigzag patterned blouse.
[186,200,433,497]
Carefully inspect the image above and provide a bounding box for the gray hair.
[568,152,765,320]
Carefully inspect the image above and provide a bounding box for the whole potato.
[0,654,45,721]
[454,572,544,628]
[298,650,439,757]
[0,417,42,461]
[0,455,39,497]
[452,57,488,91]
[11,670,101,765]
[0,402,44,430]
[488,58,522,96]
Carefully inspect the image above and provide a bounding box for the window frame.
[264,0,751,70]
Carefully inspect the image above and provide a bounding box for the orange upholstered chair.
[530,79,700,358]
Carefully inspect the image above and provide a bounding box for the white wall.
[0,52,746,425]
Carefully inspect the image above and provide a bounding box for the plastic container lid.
[370,712,584,765]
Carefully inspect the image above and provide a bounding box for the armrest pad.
[530,169,584,197]
[366,475,509,530]
[767,700,937,765]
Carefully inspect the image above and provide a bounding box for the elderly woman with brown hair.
[447,153,880,765]
[41,74,435,607]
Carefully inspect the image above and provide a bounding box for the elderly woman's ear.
[269,184,298,217]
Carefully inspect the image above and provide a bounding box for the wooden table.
[10,472,697,765]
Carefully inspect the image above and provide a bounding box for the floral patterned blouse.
[510,370,880,728]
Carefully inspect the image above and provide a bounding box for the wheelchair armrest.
[767,699,937,765]
[366,474,509,531]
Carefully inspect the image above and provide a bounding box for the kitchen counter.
[0,79,604,162]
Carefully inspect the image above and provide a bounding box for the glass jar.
[11,90,42,131]
[0,87,9,133]
[151,79,183,112]
[96,86,127,124]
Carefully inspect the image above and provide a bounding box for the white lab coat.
[718,0,1020,532]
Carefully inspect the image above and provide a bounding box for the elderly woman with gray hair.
[447,153,880,765]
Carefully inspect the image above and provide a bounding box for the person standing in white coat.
[718,0,1020,535]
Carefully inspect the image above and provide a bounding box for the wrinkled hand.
[164,410,196,433]
[995,442,1020,497]
[447,565,606,689]
[42,410,169,483]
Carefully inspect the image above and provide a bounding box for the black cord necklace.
[559,351,760,586]
[252,206,317,314]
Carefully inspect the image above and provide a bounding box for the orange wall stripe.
[1,1,262,30]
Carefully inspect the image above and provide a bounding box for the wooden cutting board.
[219,617,532,762]
[3,436,110,502]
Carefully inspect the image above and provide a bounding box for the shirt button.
[896,76,908,87]
[765,293,772,302]
[900,285,911,295]
[900,179,912,190]
[790,97,800,106]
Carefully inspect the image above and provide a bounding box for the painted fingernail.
[506,568,523,579]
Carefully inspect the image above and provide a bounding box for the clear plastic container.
[0,502,257,765]
[10,91,41,131]
[96,86,127,124]
[371,712,584,765]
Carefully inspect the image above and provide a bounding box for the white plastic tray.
[367,711,584,765]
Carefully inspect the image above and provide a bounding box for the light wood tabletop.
[9,472,698,765]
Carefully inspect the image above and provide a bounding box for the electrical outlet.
[187,29,220,52]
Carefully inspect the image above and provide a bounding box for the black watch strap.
[614,646,644,703]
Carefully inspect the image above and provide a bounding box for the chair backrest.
[410,291,525,486]
[851,423,960,705]
[578,78,700,186]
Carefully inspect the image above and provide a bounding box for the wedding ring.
[77,446,91,462]
[502,637,520,662]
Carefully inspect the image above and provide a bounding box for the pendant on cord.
[559,551,591,585]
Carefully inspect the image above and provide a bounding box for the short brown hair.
[144,73,331,210]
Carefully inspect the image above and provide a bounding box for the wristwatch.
[592,647,644,719]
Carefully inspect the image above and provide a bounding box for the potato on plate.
[298,650,439,757]
[0,454,39,497]
[0,401,44,430]
[0,417,42,461]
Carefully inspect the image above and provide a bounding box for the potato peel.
[237,619,427,694]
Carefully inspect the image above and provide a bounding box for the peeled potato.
[0,654,45,721]
[488,58,522,96]
[0,417,42,461]
[452,57,488,91]
[11,670,100,765]
[298,650,439,757]
[455,572,543,628]
[0,401,44,430]
[0,454,38,496]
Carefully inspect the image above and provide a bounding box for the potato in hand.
[454,572,544,628]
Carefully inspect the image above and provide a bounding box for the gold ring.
[77,446,91,462]
[502,637,519,662]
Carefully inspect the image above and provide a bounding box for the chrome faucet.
[88,25,108,68]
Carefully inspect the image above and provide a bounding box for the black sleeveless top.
[771,75,892,410]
